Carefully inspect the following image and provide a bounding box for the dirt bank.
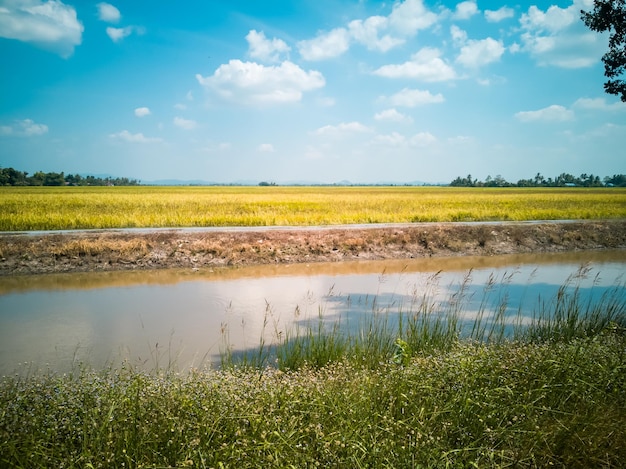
[1,220,625,276]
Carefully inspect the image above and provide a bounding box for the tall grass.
[2,334,624,467]
[1,185,625,230]
[219,265,625,371]
[522,266,626,343]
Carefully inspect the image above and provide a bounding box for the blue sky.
[1,0,624,184]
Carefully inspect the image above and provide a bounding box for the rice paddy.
[1,185,625,230]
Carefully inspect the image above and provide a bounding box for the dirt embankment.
[1,220,625,276]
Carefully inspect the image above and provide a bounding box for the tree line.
[450,173,626,187]
[0,167,140,186]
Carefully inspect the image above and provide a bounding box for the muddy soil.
[1,221,625,276]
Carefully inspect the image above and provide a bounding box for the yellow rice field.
[1,186,625,231]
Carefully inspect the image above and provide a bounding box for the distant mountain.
[144,179,220,186]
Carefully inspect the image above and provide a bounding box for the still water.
[1,250,625,374]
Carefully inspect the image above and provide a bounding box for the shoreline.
[1,220,625,276]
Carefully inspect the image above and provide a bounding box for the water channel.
[1,250,625,374]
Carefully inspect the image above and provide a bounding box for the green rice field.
[1,186,625,230]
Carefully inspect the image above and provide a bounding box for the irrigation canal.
[1,249,624,374]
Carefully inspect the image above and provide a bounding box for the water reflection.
[1,250,624,374]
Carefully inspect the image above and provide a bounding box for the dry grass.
[49,238,150,257]
[2,221,626,276]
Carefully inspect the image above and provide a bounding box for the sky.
[1,0,625,184]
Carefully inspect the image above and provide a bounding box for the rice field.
[1,185,625,231]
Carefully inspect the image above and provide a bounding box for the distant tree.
[0,167,28,185]
[0,167,140,186]
[29,171,45,186]
[450,176,463,187]
[493,175,508,187]
[534,173,545,186]
[484,175,507,187]
[579,173,603,186]
[65,174,83,185]
[604,174,626,186]
[450,172,626,187]
[450,174,476,187]
[43,172,65,186]
[581,0,626,101]
[555,173,577,186]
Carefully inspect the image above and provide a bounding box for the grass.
[1,185,625,230]
[1,338,624,467]
[2,268,625,468]
[220,265,626,371]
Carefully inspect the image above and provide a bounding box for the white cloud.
[521,2,580,32]
[448,135,474,144]
[200,141,232,153]
[96,2,120,23]
[298,28,350,61]
[109,130,162,143]
[106,26,134,42]
[456,37,505,67]
[485,7,514,22]
[317,97,335,107]
[519,0,606,68]
[410,131,437,146]
[196,60,325,105]
[0,0,83,57]
[573,97,626,111]
[0,118,48,136]
[515,104,575,122]
[246,30,290,63]
[450,25,467,45]
[450,26,505,68]
[477,77,493,85]
[371,132,406,146]
[373,47,456,81]
[258,143,275,152]
[296,0,439,60]
[348,16,403,52]
[388,0,439,36]
[173,117,197,130]
[134,107,151,117]
[386,88,444,107]
[174,103,187,110]
[576,122,626,139]
[374,108,413,123]
[312,122,371,137]
[453,1,478,20]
